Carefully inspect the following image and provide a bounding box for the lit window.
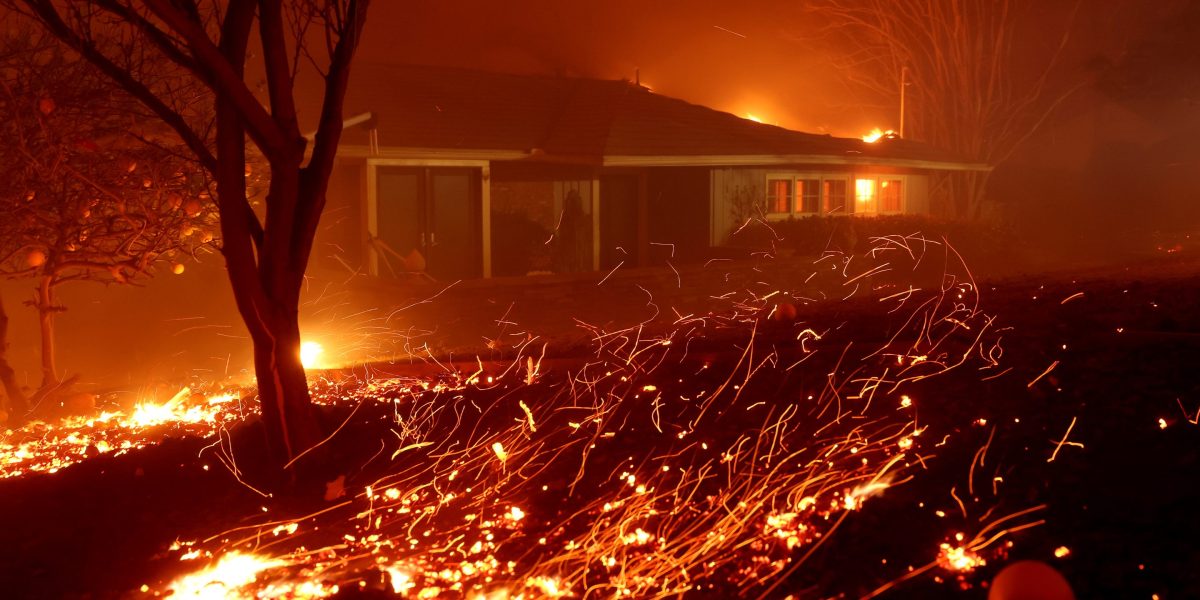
[855,178,876,214]
[880,179,903,213]
[766,178,792,214]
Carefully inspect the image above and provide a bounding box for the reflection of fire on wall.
[490,179,593,276]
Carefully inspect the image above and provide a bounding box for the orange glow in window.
[856,179,875,202]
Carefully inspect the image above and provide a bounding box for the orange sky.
[350,0,1172,139]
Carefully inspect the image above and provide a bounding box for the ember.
[97,235,1001,598]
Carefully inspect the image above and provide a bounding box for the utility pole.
[899,65,907,138]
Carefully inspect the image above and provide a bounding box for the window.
[880,179,903,213]
[766,178,792,214]
[798,179,820,213]
[763,174,852,217]
[823,179,848,214]
[855,178,877,214]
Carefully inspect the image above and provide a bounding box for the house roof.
[315,64,986,171]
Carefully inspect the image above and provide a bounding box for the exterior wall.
[311,159,367,274]
[710,168,767,246]
[906,173,930,214]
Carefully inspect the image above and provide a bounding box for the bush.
[730,215,1021,269]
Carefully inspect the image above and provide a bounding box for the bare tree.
[0,293,27,424]
[5,1,370,473]
[0,31,216,408]
[806,0,1085,218]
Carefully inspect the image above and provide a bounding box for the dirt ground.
[1,251,1199,598]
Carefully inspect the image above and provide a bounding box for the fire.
[167,551,284,598]
[862,128,898,143]
[299,341,324,369]
[0,387,245,479]
[745,113,764,123]
[130,387,206,427]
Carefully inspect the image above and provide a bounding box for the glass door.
[375,166,482,280]
[427,169,481,280]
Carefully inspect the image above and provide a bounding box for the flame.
[299,341,324,369]
[167,551,284,599]
[744,113,764,123]
[862,128,898,143]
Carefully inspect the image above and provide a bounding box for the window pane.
[766,178,792,213]
[823,179,848,214]
[880,179,903,212]
[798,179,820,213]
[855,178,877,214]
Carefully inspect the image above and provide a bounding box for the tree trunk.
[248,162,325,472]
[213,8,323,474]
[249,309,323,471]
[0,291,29,423]
[35,275,57,389]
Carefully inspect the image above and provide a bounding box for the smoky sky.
[359,0,869,134]
[357,0,1180,138]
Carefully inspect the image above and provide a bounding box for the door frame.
[366,158,492,278]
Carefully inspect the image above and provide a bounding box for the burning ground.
[1,237,1198,598]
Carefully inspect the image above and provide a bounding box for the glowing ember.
[0,387,247,479]
[8,233,1012,598]
[146,234,1001,598]
[938,540,985,572]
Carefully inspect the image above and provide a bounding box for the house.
[311,64,987,281]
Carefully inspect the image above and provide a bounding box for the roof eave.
[601,154,992,172]
[336,144,531,161]
[333,144,991,172]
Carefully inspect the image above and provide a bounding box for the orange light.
[856,179,875,202]
[745,113,764,123]
[299,341,324,369]
[862,128,897,143]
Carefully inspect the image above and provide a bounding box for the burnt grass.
[2,257,1200,599]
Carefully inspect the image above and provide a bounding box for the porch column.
[365,161,379,276]
[591,177,601,271]
[481,164,492,278]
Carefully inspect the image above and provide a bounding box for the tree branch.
[15,0,217,174]
[141,0,289,157]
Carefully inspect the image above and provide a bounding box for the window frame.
[764,172,857,219]
[877,177,906,214]
[851,176,908,216]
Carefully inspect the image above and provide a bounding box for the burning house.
[312,64,988,281]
